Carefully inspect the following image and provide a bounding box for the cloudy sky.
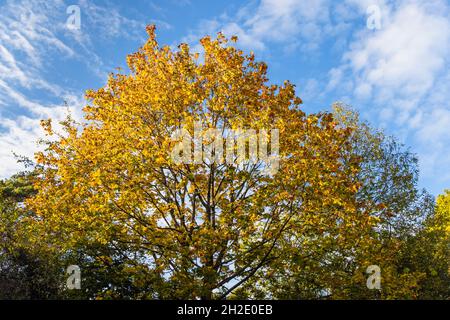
[0,0,449,195]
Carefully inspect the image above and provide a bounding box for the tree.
[413,190,450,299]
[255,104,442,299]
[0,169,161,300]
[334,104,438,299]
[27,26,365,299]
[0,171,62,299]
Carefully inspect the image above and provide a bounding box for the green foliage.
[0,171,62,299]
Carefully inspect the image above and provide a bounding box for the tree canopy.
[0,26,448,300]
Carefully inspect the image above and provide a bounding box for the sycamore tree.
[27,26,368,299]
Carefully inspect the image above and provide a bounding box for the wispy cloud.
[182,0,335,52]
[0,0,168,177]
[327,0,450,192]
[1,0,449,195]
[180,0,450,193]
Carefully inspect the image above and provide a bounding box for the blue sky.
[0,0,450,195]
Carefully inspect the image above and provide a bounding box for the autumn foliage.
[0,26,447,299]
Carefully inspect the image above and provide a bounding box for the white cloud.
[0,101,84,178]
[243,0,330,48]
[1,0,449,195]
[344,1,450,103]
[182,0,334,52]
[0,0,161,179]
[327,0,450,193]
